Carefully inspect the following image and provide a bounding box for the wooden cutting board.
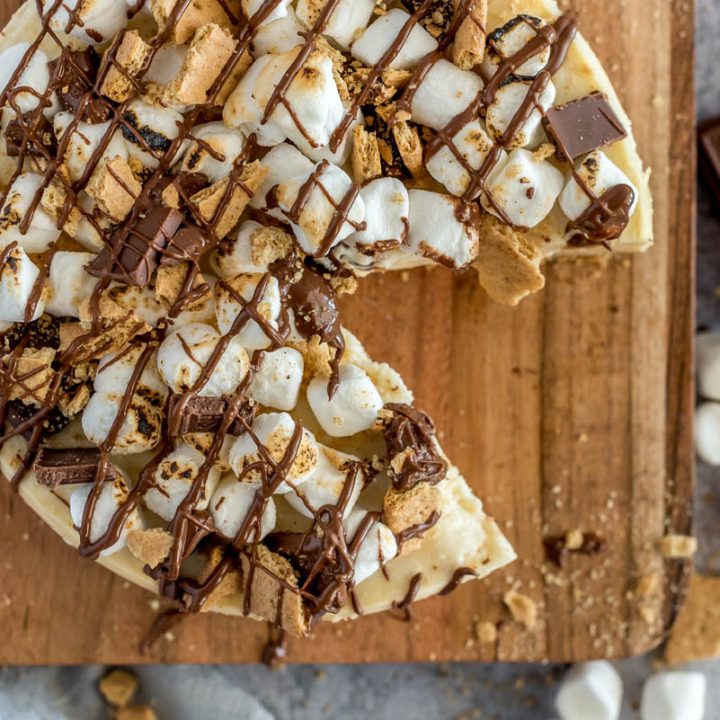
[0,0,695,664]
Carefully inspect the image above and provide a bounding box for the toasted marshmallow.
[427,120,505,197]
[211,221,293,277]
[275,162,366,255]
[45,251,98,318]
[145,44,188,86]
[697,332,720,401]
[352,9,437,70]
[555,662,623,720]
[229,412,318,492]
[0,43,51,114]
[215,273,282,349]
[307,364,383,437]
[143,443,220,522]
[410,59,484,130]
[249,142,314,215]
[223,47,345,149]
[0,173,61,253]
[345,178,409,252]
[69,475,143,557]
[559,151,640,222]
[93,346,167,398]
[252,8,305,56]
[482,148,564,229]
[49,0,130,44]
[297,0,375,50]
[210,474,276,541]
[694,403,720,466]
[242,0,290,25]
[157,322,250,397]
[0,242,44,323]
[407,189,479,268]
[285,446,362,519]
[249,347,304,411]
[482,15,551,79]
[640,672,706,720]
[486,80,555,149]
[180,122,247,184]
[122,99,185,169]
[344,508,398,585]
[103,284,167,327]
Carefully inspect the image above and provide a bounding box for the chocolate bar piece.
[169,395,255,436]
[49,48,110,124]
[544,92,627,161]
[33,447,117,488]
[4,114,55,157]
[161,224,209,266]
[699,118,720,206]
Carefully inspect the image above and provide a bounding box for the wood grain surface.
[0,0,696,664]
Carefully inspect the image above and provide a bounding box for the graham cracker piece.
[383,482,441,554]
[61,315,151,364]
[666,572,720,666]
[249,225,294,268]
[197,545,243,612]
[58,383,91,418]
[86,156,142,222]
[291,335,336,381]
[452,0,487,70]
[127,528,174,568]
[660,534,698,559]
[98,668,138,708]
[352,125,382,183]
[392,120,424,178]
[9,347,56,406]
[155,263,210,308]
[117,707,158,720]
[58,321,86,353]
[150,0,241,45]
[503,589,538,631]
[100,30,151,103]
[41,179,83,237]
[474,213,546,306]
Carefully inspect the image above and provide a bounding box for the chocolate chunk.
[161,224,209,266]
[6,400,69,441]
[566,184,635,247]
[4,113,55,157]
[699,118,720,206]
[544,92,627,161]
[0,315,60,353]
[49,48,110,124]
[168,395,255,436]
[33,447,117,488]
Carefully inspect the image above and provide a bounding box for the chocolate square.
[169,395,255,436]
[33,447,117,488]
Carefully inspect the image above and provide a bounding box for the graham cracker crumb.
[660,534,697,559]
[474,620,498,644]
[98,669,138,708]
[249,225,294,268]
[503,589,538,631]
[9,347,56,406]
[329,274,358,296]
[383,483,441,554]
[155,264,210,308]
[127,528,174,568]
[150,0,241,44]
[565,528,584,551]
[392,120,424,178]
[86,156,142,222]
[533,143,556,162]
[352,125,382,183]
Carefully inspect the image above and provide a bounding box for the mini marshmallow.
[410,59,484,130]
[211,221,285,276]
[93,346,167,399]
[249,347,304,411]
[426,120,504,197]
[482,15,551,79]
[242,0,291,26]
[697,332,720,401]
[0,173,61,253]
[103,284,167,327]
[157,322,250,397]
[49,0,130,44]
[210,475,276,541]
[121,99,185,169]
[307,364,383,438]
[251,8,305,56]
[291,110,360,166]
[406,189,479,268]
[344,508,398,585]
[555,661,623,720]
[559,151,640,222]
[144,44,188,86]
[229,412,318,492]
[215,273,282,349]
[69,193,107,253]
[45,251,98,318]
[641,672,706,720]
[351,9,438,70]
[143,443,220,522]
[275,161,366,255]
[0,242,44,323]
[345,178,409,252]
[249,143,314,214]
[180,122,247,184]
[482,148,564,229]
[285,446,362,520]
[694,402,720,466]
[297,0,376,50]
[0,43,51,114]
[485,79,556,149]
[69,476,144,557]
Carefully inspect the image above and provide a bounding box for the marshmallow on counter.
[275,161,366,255]
[0,173,61,253]
[211,221,293,277]
[0,241,45,323]
[344,508,398,585]
[144,43,188,86]
[93,345,167,399]
[251,8,305,56]
[697,332,720,401]
[482,148,564,229]
[485,79,556,149]
[351,8,438,70]
[223,47,345,150]
[142,443,220,522]
[121,99,186,169]
[157,322,250,397]
[345,178,409,253]
[45,251,98,318]
[555,661,623,720]
[0,43,52,115]
[249,347,304,411]
[69,474,144,557]
[410,58,484,131]
[48,0,130,45]
[228,412,318,493]
[307,364,383,438]
[559,150,639,223]
[242,0,291,26]
[641,672,706,720]
[482,15,551,80]
[179,122,247,184]
[214,273,282,350]
[210,474,276,541]
[426,119,504,197]
[694,402,720,466]
[297,0,376,50]
[285,445,363,520]
[406,189,479,268]
[249,142,314,215]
